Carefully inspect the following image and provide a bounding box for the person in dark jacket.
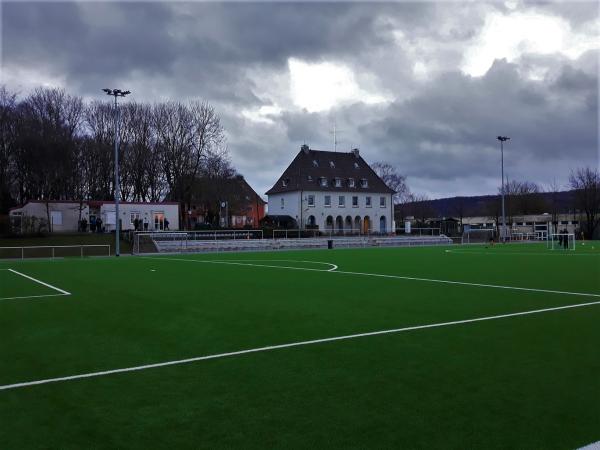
[558,230,563,247]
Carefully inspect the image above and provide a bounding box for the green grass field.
[1,242,599,449]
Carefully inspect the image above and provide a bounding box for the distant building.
[9,200,179,233]
[187,175,266,229]
[402,213,581,239]
[229,177,267,228]
[265,145,395,233]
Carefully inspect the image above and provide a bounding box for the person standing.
[563,228,569,250]
[558,231,563,247]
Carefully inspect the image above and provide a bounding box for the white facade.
[96,202,179,232]
[461,213,581,236]
[9,200,180,233]
[269,191,394,233]
[9,201,88,233]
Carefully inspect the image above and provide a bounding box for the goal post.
[461,228,496,244]
[547,233,576,251]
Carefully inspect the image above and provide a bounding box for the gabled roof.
[265,147,395,195]
[236,176,267,205]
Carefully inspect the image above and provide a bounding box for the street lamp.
[497,136,510,243]
[103,88,131,256]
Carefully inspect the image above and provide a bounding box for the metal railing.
[395,227,441,236]
[0,244,111,259]
[271,228,372,239]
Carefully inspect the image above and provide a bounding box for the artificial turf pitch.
[1,243,599,449]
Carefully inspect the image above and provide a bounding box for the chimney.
[352,148,360,158]
[301,144,310,154]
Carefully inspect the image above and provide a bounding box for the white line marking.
[141,256,600,299]
[210,259,338,272]
[0,293,70,301]
[141,257,339,274]
[7,269,71,295]
[1,299,599,391]
[335,270,600,298]
[578,441,600,450]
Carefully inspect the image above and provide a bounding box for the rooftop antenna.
[329,118,343,152]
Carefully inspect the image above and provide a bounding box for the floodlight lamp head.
[497,136,510,142]
[102,88,112,94]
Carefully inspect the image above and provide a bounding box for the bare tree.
[155,101,224,228]
[84,101,114,201]
[569,167,600,239]
[372,162,411,204]
[3,89,233,234]
[403,193,434,226]
[501,180,545,224]
[17,88,84,230]
[546,178,563,233]
[453,197,466,231]
[191,148,238,226]
[0,86,18,214]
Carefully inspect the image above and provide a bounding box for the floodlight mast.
[497,136,510,243]
[103,88,131,256]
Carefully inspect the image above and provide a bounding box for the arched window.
[345,216,353,232]
[335,216,344,232]
[326,215,334,231]
[380,216,387,233]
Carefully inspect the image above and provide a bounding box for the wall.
[268,191,393,233]
[266,192,301,221]
[10,201,88,232]
[100,203,180,231]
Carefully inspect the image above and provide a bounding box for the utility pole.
[102,88,131,256]
[497,136,510,243]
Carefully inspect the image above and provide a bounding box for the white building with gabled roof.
[265,145,395,233]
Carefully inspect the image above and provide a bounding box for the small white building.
[265,145,395,233]
[9,200,89,233]
[9,200,180,233]
[88,201,179,232]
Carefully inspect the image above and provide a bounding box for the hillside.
[399,191,575,218]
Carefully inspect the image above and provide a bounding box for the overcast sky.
[2,1,598,199]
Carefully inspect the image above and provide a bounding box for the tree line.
[392,172,599,239]
[0,85,242,229]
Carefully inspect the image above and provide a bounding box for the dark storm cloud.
[1,1,598,199]
[3,2,177,77]
[272,53,597,196]
[2,2,447,100]
[359,56,597,174]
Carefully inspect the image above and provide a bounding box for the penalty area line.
[0,293,71,302]
[7,269,71,296]
[1,299,600,391]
